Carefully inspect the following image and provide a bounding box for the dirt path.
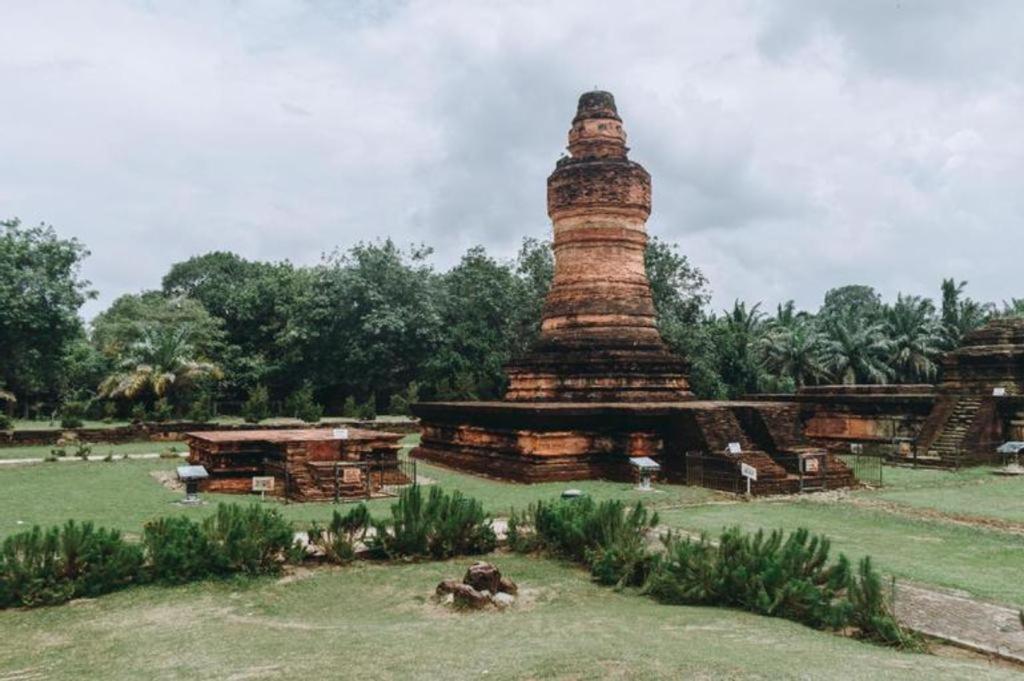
[895,582,1024,664]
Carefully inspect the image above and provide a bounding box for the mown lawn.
[657,499,1024,606]
[868,471,1024,524]
[0,553,1014,681]
[0,440,185,460]
[6,415,411,431]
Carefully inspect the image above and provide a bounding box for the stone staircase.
[928,395,983,458]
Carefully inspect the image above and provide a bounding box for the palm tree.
[1001,298,1024,319]
[884,294,943,383]
[939,278,991,348]
[760,320,828,389]
[98,325,222,401]
[820,317,893,385]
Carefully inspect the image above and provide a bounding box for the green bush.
[355,396,376,421]
[386,383,419,416]
[285,384,322,424]
[508,497,658,587]
[186,390,215,423]
[242,385,271,424]
[342,396,358,417]
[143,516,217,584]
[201,504,298,575]
[644,526,918,648]
[371,486,496,560]
[0,413,11,430]
[0,521,143,608]
[308,505,371,565]
[151,398,174,423]
[59,399,88,429]
[129,403,148,423]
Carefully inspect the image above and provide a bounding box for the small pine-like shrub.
[0,413,11,430]
[386,383,419,416]
[129,403,148,423]
[151,398,174,423]
[355,396,376,421]
[371,486,496,560]
[308,504,371,564]
[59,399,88,429]
[201,504,297,576]
[143,516,217,583]
[242,385,271,424]
[186,390,215,423]
[849,557,921,649]
[342,396,358,417]
[0,521,143,608]
[285,384,322,424]
[508,497,658,587]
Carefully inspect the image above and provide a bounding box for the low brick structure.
[186,428,406,502]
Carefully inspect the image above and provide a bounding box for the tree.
[91,291,223,360]
[162,252,302,397]
[0,219,93,408]
[760,320,827,389]
[939,278,990,349]
[289,240,442,409]
[820,316,893,385]
[820,285,883,326]
[883,294,942,383]
[97,325,223,409]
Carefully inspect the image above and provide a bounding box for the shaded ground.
[0,554,1016,681]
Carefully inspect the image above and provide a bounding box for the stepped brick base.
[411,401,855,494]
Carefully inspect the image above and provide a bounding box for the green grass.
[0,553,1014,681]
[872,475,1024,523]
[658,500,1024,607]
[0,440,185,460]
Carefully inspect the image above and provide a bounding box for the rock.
[436,579,461,596]
[498,576,518,595]
[451,583,491,609]
[464,561,502,594]
[491,592,515,609]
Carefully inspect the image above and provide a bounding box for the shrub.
[286,384,323,423]
[342,396,358,418]
[355,396,376,421]
[371,486,496,560]
[201,504,298,576]
[129,403,148,423]
[242,385,271,424]
[508,498,658,587]
[308,504,371,565]
[386,383,419,416]
[186,390,215,423]
[644,526,919,648]
[73,440,92,460]
[59,399,88,429]
[151,398,174,423]
[143,516,217,584]
[0,413,11,430]
[0,521,143,608]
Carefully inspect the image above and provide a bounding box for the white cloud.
[0,0,1021,319]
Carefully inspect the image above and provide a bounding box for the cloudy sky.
[2,0,1022,320]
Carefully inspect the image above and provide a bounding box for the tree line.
[1,217,1021,422]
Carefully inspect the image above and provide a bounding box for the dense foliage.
[4,216,1021,418]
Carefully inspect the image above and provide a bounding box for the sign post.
[252,476,275,501]
[740,462,757,496]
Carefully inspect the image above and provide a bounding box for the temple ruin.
[412,91,854,494]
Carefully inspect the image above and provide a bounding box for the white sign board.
[726,442,742,455]
[332,428,350,440]
[993,387,1007,397]
[740,463,757,480]
[342,467,363,484]
[252,476,275,492]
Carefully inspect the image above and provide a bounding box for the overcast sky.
[2,0,1022,320]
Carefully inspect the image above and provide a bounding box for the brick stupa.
[504,91,692,402]
[412,91,854,491]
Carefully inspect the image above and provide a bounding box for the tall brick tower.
[504,91,692,402]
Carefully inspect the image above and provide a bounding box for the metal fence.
[837,451,883,487]
[330,459,417,503]
[683,451,742,494]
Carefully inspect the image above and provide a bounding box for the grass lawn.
[0,553,1014,681]
[0,440,185,460]
[657,500,1024,607]
[863,467,1024,524]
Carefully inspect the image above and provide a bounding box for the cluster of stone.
[436,561,518,610]
[504,91,692,402]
